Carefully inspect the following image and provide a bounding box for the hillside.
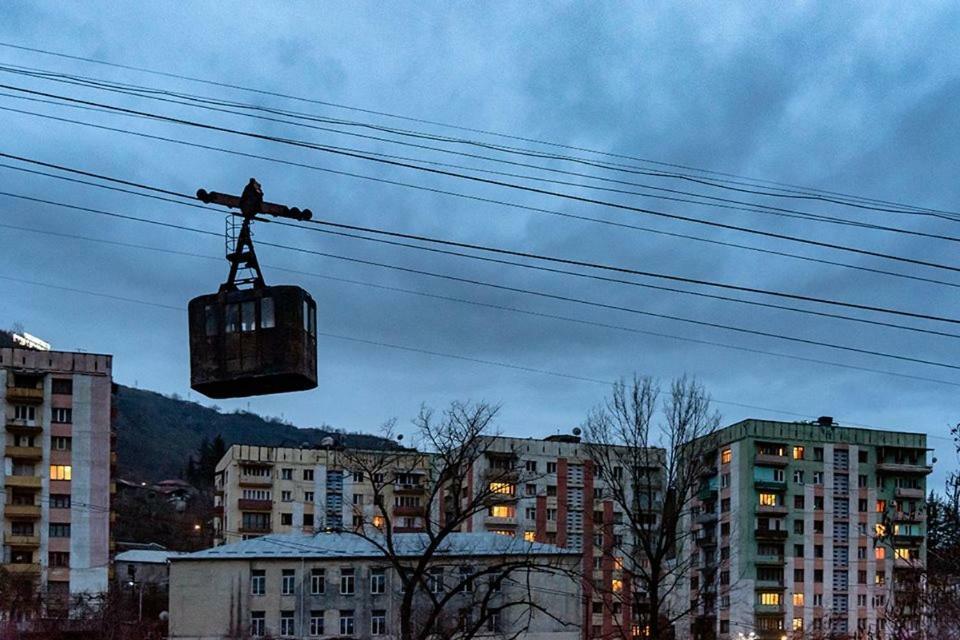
[113,385,395,481]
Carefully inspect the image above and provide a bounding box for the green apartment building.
[684,417,929,640]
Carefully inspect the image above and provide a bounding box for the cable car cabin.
[188,286,317,398]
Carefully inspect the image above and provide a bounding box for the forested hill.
[113,385,395,481]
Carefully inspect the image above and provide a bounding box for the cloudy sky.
[1,2,957,487]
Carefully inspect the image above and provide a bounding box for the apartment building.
[682,417,930,640]
[0,334,114,611]
[169,531,581,640]
[213,444,429,545]
[462,434,665,640]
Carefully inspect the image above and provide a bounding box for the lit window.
[793,618,803,631]
[759,493,777,507]
[721,449,732,464]
[895,548,910,560]
[489,482,515,496]
[523,531,535,542]
[793,593,804,606]
[759,592,781,606]
[372,515,385,529]
[792,446,804,460]
[611,579,623,593]
[50,465,71,481]
[875,523,886,537]
[489,505,515,518]
[876,500,886,513]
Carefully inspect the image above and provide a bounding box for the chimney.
[817,416,834,427]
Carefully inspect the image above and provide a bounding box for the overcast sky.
[1,2,957,487]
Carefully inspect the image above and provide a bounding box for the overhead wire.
[0,39,955,219]
[3,84,960,279]
[4,220,958,389]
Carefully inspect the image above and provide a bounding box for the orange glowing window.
[895,548,910,560]
[792,446,804,460]
[50,465,71,481]
[721,449,732,464]
[875,523,887,537]
[372,515,385,529]
[759,493,777,507]
[759,592,781,606]
[489,482,515,496]
[793,593,804,606]
[876,500,886,513]
[523,531,535,542]
[611,579,623,593]
[875,547,886,560]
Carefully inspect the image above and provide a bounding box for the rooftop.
[115,549,187,564]
[175,532,575,562]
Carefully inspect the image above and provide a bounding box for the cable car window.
[225,304,240,333]
[309,304,317,336]
[303,300,310,333]
[204,305,217,336]
[241,301,256,332]
[260,297,275,329]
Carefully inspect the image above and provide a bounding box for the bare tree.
[583,374,721,640]
[340,400,579,640]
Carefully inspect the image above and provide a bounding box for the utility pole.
[196,178,312,291]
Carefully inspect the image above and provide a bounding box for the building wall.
[0,347,113,608]
[169,554,580,640]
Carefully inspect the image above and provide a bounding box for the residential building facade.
[681,418,930,640]
[0,337,114,611]
[169,531,581,640]
[214,444,429,545]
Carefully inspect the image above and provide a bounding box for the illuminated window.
[876,500,886,513]
[758,592,781,606]
[875,523,886,537]
[614,556,624,571]
[793,618,803,631]
[372,515,385,529]
[523,531,535,542]
[489,482,515,496]
[759,493,777,507]
[611,579,623,593]
[792,446,804,460]
[721,449,732,464]
[489,505,515,518]
[49,465,71,481]
[875,547,886,560]
[793,593,804,606]
[895,548,910,560]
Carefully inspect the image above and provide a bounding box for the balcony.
[696,511,718,525]
[895,487,925,499]
[5,446,42,461]
[238,475,273,487]
[754,603,785,614]
[754,528,788,541]
[755,578,785,590]
[696,534,718,548]
[484,514,518,527]
[755,554,786,566]
[237,499,272,511]
[893,511,925,523]
[5,475,41,489]
[5,420,41,434]
[5,504,41,519]
[754,479,786,491]
[394,505,426,518]
[754,453,789,467]
[5,563,40,575]
[757,504,788,516]
[238,525,271,535]
[5,387,43,403]
[698,486,718,501]
[393,482,427,494]
[894,557,922,570]
[877,462,932,475]
[7,534,40,547]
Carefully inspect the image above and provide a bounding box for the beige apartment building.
[169,531,581,640]
[0,333,114,611]
[213,444,430,545]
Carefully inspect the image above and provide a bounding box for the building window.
[792,446,804,460]
[812,471,823,485]
[49,464,72,481]
[302,468,314,481]
[487,612,501,633]
[793,470,804,484]
[51,378,73,395]
[280,610,295,637]
[311,568,325,594]
[794,495,804,509]
[281,468,293,480]
[814,496,824,510]
[876,499,886,513]
[758,592,781,606]
[525,460,537,473]
[371,609,386,635]
[721,498,730,512]
[875,547,886,560]
[814,447,824,461]
[340,568,355,594]
[371,568,386,594]
[721,473,730,488]
[546,462,557,474]
[489,482,515,496]
[281,491,292,503]
[51,436,72,451]
[49,551,69,567]
[525,483,537,496]
[309,610,324,636]
[546,485,557,497]
[50,494,71,509]
[281,513,292,526]
[282,569,295,595]
[339,610,354,635]
[523,531,535,542]
[858,450,868,463]
[251,570,265,595]
[250,611,265,637]
[813,594,823,607]
[721,449,732,464]
[793,618,803,631]
[51,408,72,423]
[759,493,777,507]
[428,568,444,594]
[793,593,804,606]
[49,523,70,538]
[794,520,804,534]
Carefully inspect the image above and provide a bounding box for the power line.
[5,220,957,389]
[5,188,960,376]
[4,84,960,278]
[0,40,954,219]
[6,63,959,235]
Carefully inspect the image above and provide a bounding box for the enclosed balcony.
[5,446,42,462]
[237,499,272,511]
[5,504,41,519]
[5,387,43,404]
[754,528,788,541]
[895,487,925,499]
[7,534,40,547]
[5,475,41,489]
[877,462,932,475]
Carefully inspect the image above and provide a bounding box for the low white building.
[169,531,581,640]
